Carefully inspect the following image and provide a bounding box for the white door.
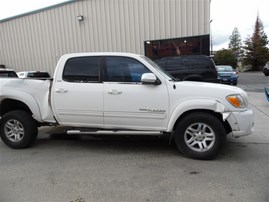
[103,56,169,131]
[52,56,104,127]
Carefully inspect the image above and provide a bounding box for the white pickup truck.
[0,52,254,159]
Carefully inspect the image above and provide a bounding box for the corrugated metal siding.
[0,0,210,74]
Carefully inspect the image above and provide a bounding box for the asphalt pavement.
[0,72,268,202]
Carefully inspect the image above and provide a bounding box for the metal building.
[0,0,211,74]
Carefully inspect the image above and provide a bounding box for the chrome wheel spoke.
[16,134,23,141]
[5,121,14,130]
[204,135,214,141]
[202,141,208,149]
[187,137,195,144]
[186,128,195,137]
[4,119,24,142]
[197,142,203,150]
[190,140,198,147]
[197,124,204,132]
[184,123,216,152]
[7,132,15,138]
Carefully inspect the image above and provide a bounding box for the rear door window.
[63,57,100,82]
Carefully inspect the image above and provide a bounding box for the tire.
[232,81,237,86]
[0,110,38,149]
[175,112,226,160]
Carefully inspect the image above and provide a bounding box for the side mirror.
[141,73,159,84]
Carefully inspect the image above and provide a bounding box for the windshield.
[140,56,176,80]
[216,66,233,72]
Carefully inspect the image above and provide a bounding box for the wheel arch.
[0,96,42,122]
[173,109,232,135]
[167,99,232,134]
[0,99,31,115]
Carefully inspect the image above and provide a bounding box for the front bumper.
[226,108,254,137]
[219,77,237,84]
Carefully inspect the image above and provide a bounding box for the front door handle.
[55,88,68,93]
[108,89,122,95]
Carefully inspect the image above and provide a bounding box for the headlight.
[226,94,247,108]
[231,72,237,78]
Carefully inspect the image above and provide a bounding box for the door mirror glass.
[141,73,157,84]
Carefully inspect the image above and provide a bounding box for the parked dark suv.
[154,55,218,83]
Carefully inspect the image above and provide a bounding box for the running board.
[67,130,163,136]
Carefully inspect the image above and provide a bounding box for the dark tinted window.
[185,57,214,69]
[28,72,50,78]
[0,71,18,77]
[105,57,151,82]
[154,59,165,67]
[0,73,10,77]
[166,58,186,70]
[63,57,100,82]
[155,57,187,70]
[145,35,210,60]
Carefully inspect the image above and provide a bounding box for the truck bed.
[0,78,55,123]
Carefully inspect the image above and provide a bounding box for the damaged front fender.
[167,99,230,132]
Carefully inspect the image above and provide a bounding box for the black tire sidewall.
[175,112,226,160]
[0,110,38,149]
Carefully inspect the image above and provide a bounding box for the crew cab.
[0,52,254,159]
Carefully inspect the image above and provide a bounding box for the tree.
[213,49,237,68]
[228,27,243,61]
[243,15,269,71]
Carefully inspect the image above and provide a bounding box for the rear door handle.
[108,89,122,95]
[55,88,68,93]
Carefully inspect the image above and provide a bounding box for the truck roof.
[61,52,143,59]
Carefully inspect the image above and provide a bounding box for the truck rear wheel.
[0,110,38,149]
[175,112,226,160]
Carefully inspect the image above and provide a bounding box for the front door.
[103,56,169,131]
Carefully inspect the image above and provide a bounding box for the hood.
[176,81,243,92]
[171,81,248,108]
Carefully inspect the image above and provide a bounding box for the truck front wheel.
[175,112,226,160]
[0,110,38,149]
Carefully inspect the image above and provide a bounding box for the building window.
[145,35,210,60]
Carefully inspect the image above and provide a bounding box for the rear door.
[52,56,104,127]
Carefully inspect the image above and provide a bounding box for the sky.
[211,0,269,50]
[0,0,268,51]
[0,0,68,19]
